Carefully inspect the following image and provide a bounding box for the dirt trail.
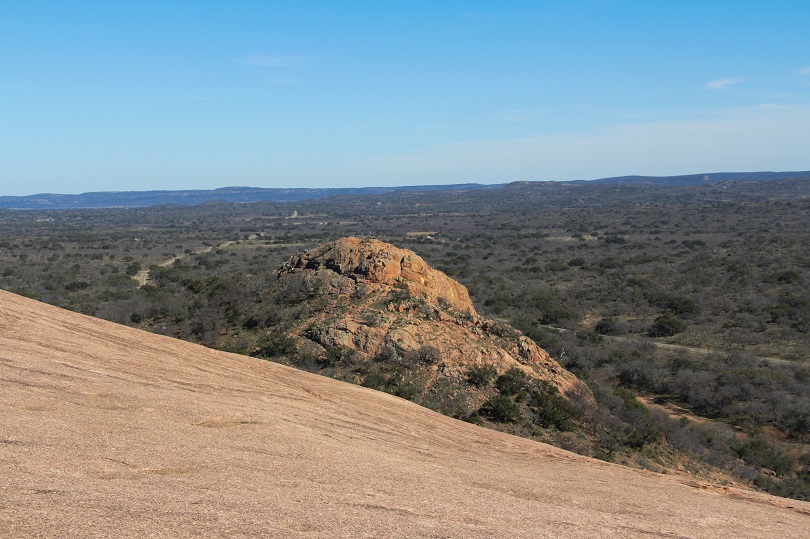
[133,234,274,287]
[645,339,799,366]
[2,289,809,538]
[540,325,803,366]
[133,246,215,287]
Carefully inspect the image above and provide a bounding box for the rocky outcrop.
[279,237,476,316]
[276,237,588,399]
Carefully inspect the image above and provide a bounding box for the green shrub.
[322,345,359,367]
[374,344,400,364]
[648,312,686,337]
[603,234,627,244]
[479,395,523,423]
[466,363,498,388]
[393,381,420,400]
[495,367,531,397]
[362,371,388,390]
[736,438,795,477]
[252,330,297,358]
[594,317,623,336]
[576,329,604,343]
[528,383,580,431]
[419,378,472,419]
[412,345,441,365]
[646,291,699,316]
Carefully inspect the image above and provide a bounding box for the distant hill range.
[0,184,497,210]
[1,171,807,209]
[582,170,810,186]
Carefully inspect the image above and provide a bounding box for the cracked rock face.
[277,237,587,398]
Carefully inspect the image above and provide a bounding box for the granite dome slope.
[2,289,809,537]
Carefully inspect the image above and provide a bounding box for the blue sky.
[2,1,810,195]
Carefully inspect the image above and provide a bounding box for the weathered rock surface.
[2,289,808,538]
[277,237,585,398]
[280,236,477,315]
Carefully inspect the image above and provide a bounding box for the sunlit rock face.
[277,237,587,398]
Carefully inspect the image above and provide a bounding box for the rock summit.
[276,237,585,397]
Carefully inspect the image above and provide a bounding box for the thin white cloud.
[798,67,810,75]
[705,78,744,92]
[237,53,313,67]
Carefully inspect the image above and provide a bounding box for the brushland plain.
[0,176,808,501]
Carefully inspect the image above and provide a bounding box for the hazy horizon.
[4,170,810,199]
[2,1,810,196]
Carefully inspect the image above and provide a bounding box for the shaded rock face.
[277,237,586,398]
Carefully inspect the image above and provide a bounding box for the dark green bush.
[466,363,498,388]
[362,371,388,390]
[479,395,522,423]
[322,345,359,367]
[648,312,686,337]
[528,383,580,431]
[576,329,603,343]
[418,377,472,419]
[412,345,441,365]
[495,367,531,397]
[252,330,297,358]
[604,235,626,244]
[594,317,623,336]
[736,438,795,477]
[646,291,699,316]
